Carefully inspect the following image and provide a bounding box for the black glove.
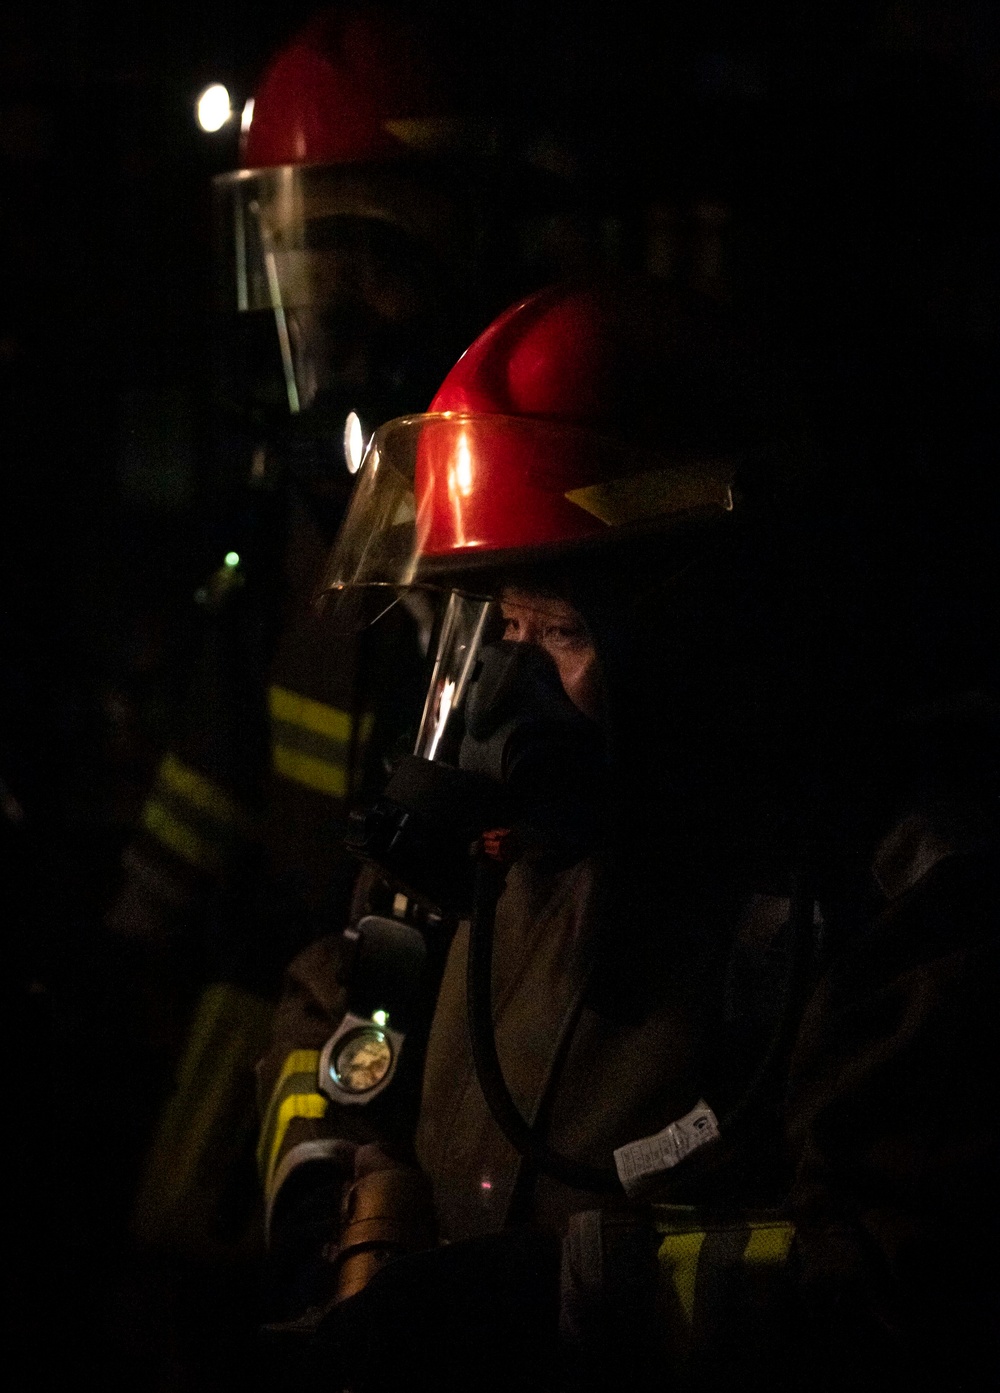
[313,1227,562,1393]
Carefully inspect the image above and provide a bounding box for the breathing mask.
[346,590,607,913]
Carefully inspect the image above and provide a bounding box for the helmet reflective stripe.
[565,459,736,527]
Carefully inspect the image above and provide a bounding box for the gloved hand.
[314,1226,562,1393]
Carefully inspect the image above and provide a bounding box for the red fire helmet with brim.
[211,5,475,421]
[317,276,762,609]
[241,5,465,169]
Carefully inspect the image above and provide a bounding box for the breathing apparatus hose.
[465,856,820,1196]
[466,857,621,1194]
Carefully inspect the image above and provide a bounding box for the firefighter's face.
[499,588,604,724]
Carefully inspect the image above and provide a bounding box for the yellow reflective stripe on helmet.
[381,116,464,152]
[565,459,736,527]
[268,685,374,799]
[142,799,222,871]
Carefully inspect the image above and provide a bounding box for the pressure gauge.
[319,1012,404,1104]
[331,1026,392,1092]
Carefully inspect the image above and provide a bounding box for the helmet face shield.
[316,409,738,616]
[413,591,493,762]
[318,415,424,592]
[212,163,469,432]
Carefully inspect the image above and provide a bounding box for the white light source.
[344,410,366,474]
[197,84,233,133]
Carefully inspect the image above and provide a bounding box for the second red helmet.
[241,4,464,169]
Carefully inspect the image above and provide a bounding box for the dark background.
[4,2,998,857]
[3,2,998,1388]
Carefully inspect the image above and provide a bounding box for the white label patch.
[613,1101,720,1198]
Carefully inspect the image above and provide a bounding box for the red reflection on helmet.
[416,284,640,558]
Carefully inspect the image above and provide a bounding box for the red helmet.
[240,5,464,169]
[319,276,763,599]
[211,5,476,429]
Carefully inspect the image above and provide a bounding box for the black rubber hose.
[466,858,622,1193]
[465,856,819,1195]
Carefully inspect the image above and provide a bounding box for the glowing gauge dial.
[329,1027,394,1094]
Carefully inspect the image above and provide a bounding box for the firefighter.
[106,0,632,1287]
[102,2,488,1273]
[255,273,999,1391]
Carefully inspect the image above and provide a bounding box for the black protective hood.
[525,438,1000,904]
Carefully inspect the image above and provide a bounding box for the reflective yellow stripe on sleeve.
[743,1221,795,1267]
[143,799,221,871]
[656,1214,795,1331]
[268,685,373,800]
[658,1228,705,1325]
[159,751,248,824]
[271,746,348,798]
[257,1048,328,1199]
[142,752,255,870]
[131,982,275,1253]
[269,688,354,743]
[263,1094,328,1202]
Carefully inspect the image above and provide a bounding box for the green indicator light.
[224,552,240,568]
[371,1010,388,1028]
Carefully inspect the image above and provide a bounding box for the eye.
[502,615,521,639]
[543,624,589,650]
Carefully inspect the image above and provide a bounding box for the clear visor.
[315,410,737,622]
[212,163,467,417]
